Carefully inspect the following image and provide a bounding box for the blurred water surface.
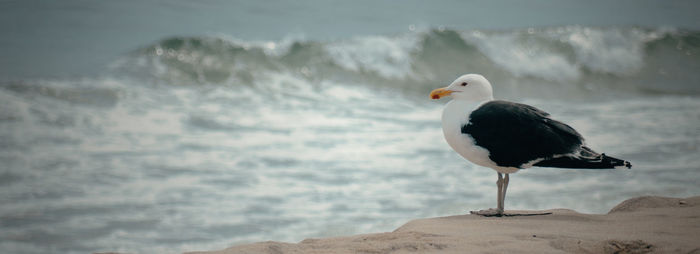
[1,1,700,253]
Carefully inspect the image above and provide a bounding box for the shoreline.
[186,195,700,254]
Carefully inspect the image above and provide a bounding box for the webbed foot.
[469,208,504,217]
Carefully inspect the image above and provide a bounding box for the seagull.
[430,74,631,216]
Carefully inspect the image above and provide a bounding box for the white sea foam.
[461,31,581,82]
[459,26,678,82]
[565,27,656,75]
[324,34,421,79]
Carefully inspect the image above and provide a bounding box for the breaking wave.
[113,26,700,98]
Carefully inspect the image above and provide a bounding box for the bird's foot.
[469,208,504,217]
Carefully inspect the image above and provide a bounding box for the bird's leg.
[470,172,504,216]
[496,172,504,213]
[500,173,509,213]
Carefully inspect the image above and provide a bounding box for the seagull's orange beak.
[430,87,453,99]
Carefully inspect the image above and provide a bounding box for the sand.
[188,196,700,254]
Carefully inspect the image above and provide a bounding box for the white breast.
[441,100,520,174]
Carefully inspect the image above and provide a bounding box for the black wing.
[461,100,584,168]
[533,146,632,169]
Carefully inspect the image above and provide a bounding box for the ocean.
[1,1,699,253]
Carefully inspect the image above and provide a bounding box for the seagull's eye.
[461,82,468,86]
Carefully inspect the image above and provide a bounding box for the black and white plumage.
[430,74,631,216]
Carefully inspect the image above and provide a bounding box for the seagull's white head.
[429,74,494,102]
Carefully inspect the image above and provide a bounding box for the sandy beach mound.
[188,196,700,254]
